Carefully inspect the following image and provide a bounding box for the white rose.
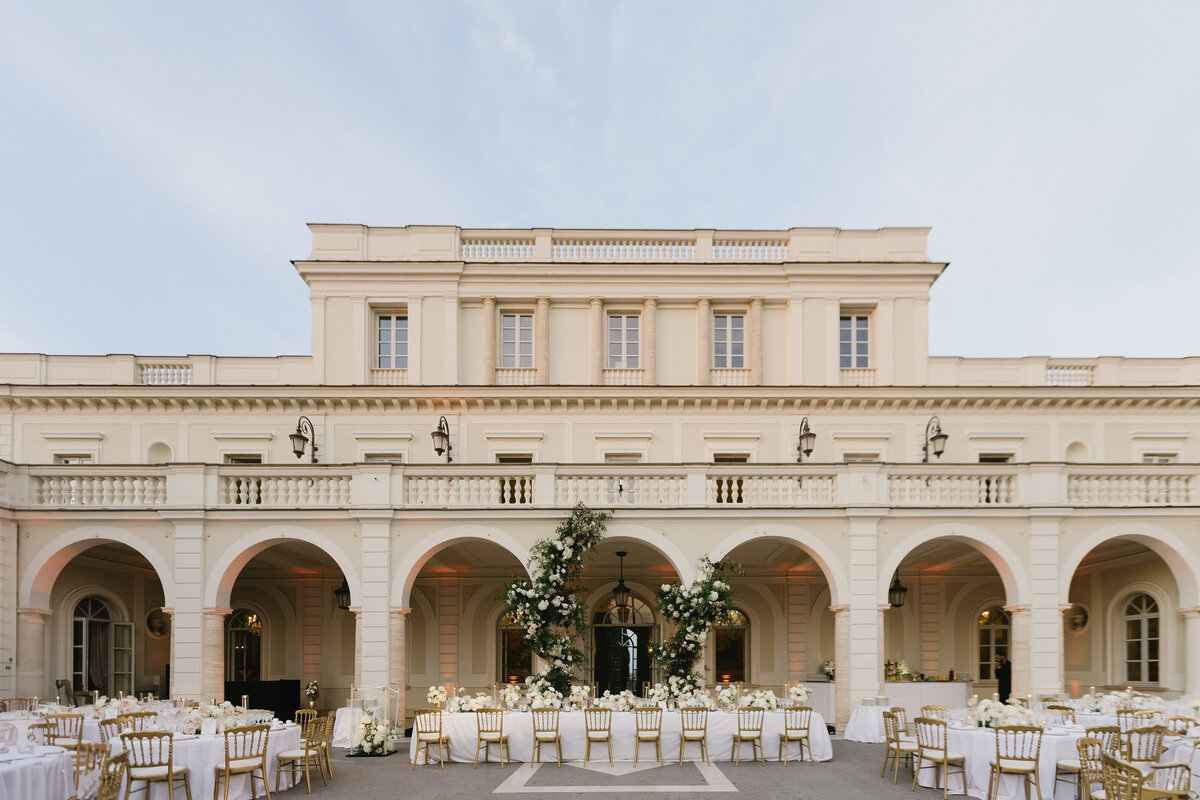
[538,600,549,610]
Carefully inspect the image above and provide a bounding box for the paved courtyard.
[304,738,927,800]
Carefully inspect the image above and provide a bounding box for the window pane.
[378,317,391,329]
[1147,617,1158,637]
[840,356,851,368]
[1148,662,1159,682]
[856,317,868,329]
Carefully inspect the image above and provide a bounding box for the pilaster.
[1027,513,1066,696]
[1181,606,1200,696]
[1004,604,1031,699]
[356,513,392,687]
[696,298,711,385]
[589,298,604,385]
[438,580,459,683]
[831,604,850,728]
[642,297,658,385]
[786,576,809,682]
[535,297,550,385]
[15,607,51,697]
[481,296,496,385]
[919,574,942,674]
[845,510,884,727]
[201,607,230,701]
[0,518,16,697]
[166,512,205,699]
[390,606,411,725]
[749,298,763,385]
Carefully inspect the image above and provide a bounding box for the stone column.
[0,518,16,698]
[201,607,230,702]
[535,297,550,385]
[1182,607,1200,696]
[589,298,604,384]
[351,607,363,688]
[749,298,763,384]
[696,298,712,385]
[918,575,943,675]
[390,607,411,726]
[356,513,392,688]
[1027,513,1065,697]
[1005,604,1031,700]
[831,604,850,728]
[481,296,497,385]
[642,297,658,384]
[166,511,205,700]
[844,511,884,726]
[15,608,51,698]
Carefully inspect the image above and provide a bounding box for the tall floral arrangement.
[503,504,609,694]
[654,557,738,695]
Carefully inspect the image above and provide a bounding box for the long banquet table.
[0,745,74,800]
[409,708,833,764]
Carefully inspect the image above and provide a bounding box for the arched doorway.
[591,593,655,694]
[70,595,133,698]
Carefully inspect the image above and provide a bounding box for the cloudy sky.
[1,2,1197,359]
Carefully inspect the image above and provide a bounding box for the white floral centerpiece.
[677,687,714,709]
[426,685,448,706]
[568,685,591,709]
[353,710,394,755]
[305,680,319,702]
[180,706,205,735]
[717,685,739,708]
[94,696,142,718]
[525,676,564,709]
[971,698,1034,728]
[789,684,811,704]
[203,700,242,732]
[822,660,836,680]
[596,690,637,712]
[667,673,704,699]
[1127,691,1164,710]
[501,684,523,710]
[646,683,670,703]
[740,689,779,711]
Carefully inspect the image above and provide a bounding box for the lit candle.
[993,692,999,701]
[1089,686,1095,696]
[32,696,38,708]
[55,695,60,704]
[94,690,99,704]
[241,694,249,709]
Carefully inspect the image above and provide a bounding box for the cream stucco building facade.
[1,224,1198,727]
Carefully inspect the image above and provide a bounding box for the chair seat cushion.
[220,757,264,772]
[479,733,507,742]
[895,742,919,753]
[784,730,809,737]
[898,734,916,742]
[922,751,965,762]
[130,765,186,780]
[587,732,609,740]
[534,733,559,741]
[1056,759,1081,770]
[277,748,319,760]
[991,758,1037,772]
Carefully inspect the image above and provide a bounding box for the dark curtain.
[88,621,109,695]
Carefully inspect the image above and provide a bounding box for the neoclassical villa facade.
[1,224,1198,727]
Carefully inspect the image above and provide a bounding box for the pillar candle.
[241,694,249,709]
[55,695,60,704]
[94,690,100,703]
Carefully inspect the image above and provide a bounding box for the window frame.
[712,608,750,684]
[976,605,1011,682]
[499,311,535,369]
[607,313,641,369]
[374,311,409,370]
[712,312,746,369]
[1123,593,1160,685]
[839,312,871,369]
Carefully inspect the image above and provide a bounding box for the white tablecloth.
[2,715,101,744]
[917,726,1083,800]
[332,707,363,748]
[111,723,302,800]
[409,709,833,764]
[0,746,74,800]
[844,705,887,743]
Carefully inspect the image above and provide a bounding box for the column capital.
[1178,605,1200,618]
[203,607,232,619]
[589,297,604,307]
[1003,604,1030,615]
[642,296,658,307]
[829,604,849,616]
[17,608,52,622]
[390,606,413,617]
[348,606,362,617]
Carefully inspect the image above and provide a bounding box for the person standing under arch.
[994,652,1012,702]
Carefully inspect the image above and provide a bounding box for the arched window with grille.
[225,609,263,682]
[977,606,1010,681]
[498,611,533,684]
[713,608,750,683]
[1124,593,1159,684]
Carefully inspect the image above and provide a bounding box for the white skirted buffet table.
[843,704,888,743]
[409,709,833,765]
[0,746,74,800]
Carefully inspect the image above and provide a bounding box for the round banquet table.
[916,725,1084,800]
[844,705,887,743]
[109,722,302,800]
[0,745,74,800]
[0,714,101,744]
[409,708,833,764]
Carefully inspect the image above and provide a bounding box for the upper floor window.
[376,313,408,369]
[53,454,93,465]
[1124,593,1159,684]
[608,314,640,369]
[1141,453,1177,464]
[501,313,534,368]
[713,314,745,368]
[223,454,263,465]
[840,314,870,368]
[979,453,1014,463]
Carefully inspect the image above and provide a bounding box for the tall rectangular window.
[713,314,745,368]
[501,313,534,368]
[376,314,408,369]
[607,314,640,369]
[840,314,869,368]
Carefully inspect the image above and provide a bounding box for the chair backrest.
[476,708,504,736]
[26,722,49,745]
[1121,725,1164,764]
[120,731,174,769]
[584,707,611,733]
[920,705,948,720]
[737,706,765,732]
[784,705,812,732]
[223,724,270,764]
[531,708,560,734]
[634,706,661,733]
[322,712,337,746]
[1044,705,1076,723]
[1115,709,1141,731]
[1100,751,1146,800]
[1076,737,1105,792]
[0,722,16,747]
[99,717,133,744]
[97,751,128,800]
[889,706,911,735]
[914,717,947,752]
[1163,715,1196,734]
[1132,710,1162,725]
[1041,696,1066,706]
[4,697,34,712]
[46,712,85,742]
[1085,725,1122,754]
[119,712,157,731]
[679,707,708,734]
[882,711,902,744]
[295,708,318,739]
[413,709,442,737]
[75,741,111,787]
[994,725,1043,763]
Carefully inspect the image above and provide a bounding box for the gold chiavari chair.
[121,730,192,800]
[96,751,128,800]
[1163,716,1196,735]
[214,724,271,800]
[986,725,1043,800]
[679,707,709,766]
[882,710,918,784]
[1100,751,1146,800]
[780,705,814,766]
[411,709,451,770]
[1042,697,1066,707]
[921,705,949,721]
[1134,710,1164,727]
[26,721,49,746]
[294,708,318,747]
[1045,705,1077,725]
[890,707,915,742]
[1075,737,1106,800]
[633,706,663,766]
[317,711,336,780]
[72,741,110,792]
[911,716,966,800]
[531,709,562,766]
[731,706,765,765]
[118,711,157,732]
[583,707,613,767]
[1121,725,1166,772]
[45,713,85,752]
[4,697,35,712]
[276,714,326,793]
[1086,725,1122,755]
[1116,710,1142,732]
[98,717,133,744]
[473,708,509,768]
[1143,741,1198,800]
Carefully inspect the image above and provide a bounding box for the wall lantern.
[888,573,908,608]
[612,551,631,610]
[333,579,351,611]
[431,416,453,463]
[922,415,948,463]
[796,417,816,463]
[290,416,318,463]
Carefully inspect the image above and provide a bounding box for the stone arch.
[20,526,175,609]
[1060,524,1199,608]
[583,580,662,621]
[709,523,848,607]
[878,523,1028,607]
[600,523,696,586]
[205,525,361,609]
[392,525,535,606]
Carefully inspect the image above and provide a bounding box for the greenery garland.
[503,504,609,693]
[654,557,739,694]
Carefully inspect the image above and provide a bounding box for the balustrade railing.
[603,368,645,386]
[495,367,537,386]
[888,472,1015,505]
[1046,364,1094,387]
[712,237,788,261]
[1067,472,1192,506]
[219,472,352,507]
[460,237,536,260]
[555,474,686,506]
[137,362,192,385]
[33,473,167,507]
[370,368,409,386]
[710,368,751,386]
[552,237,695,261]
[840,368,877,386]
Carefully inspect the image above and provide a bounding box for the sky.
[1,2,1197,359]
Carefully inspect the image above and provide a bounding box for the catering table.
[109,722,302,800]
[409,709,833,764]
[332,706,364,748]
[0,745,73,800]
[844,704,887,743]
[916,725,1083,800]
